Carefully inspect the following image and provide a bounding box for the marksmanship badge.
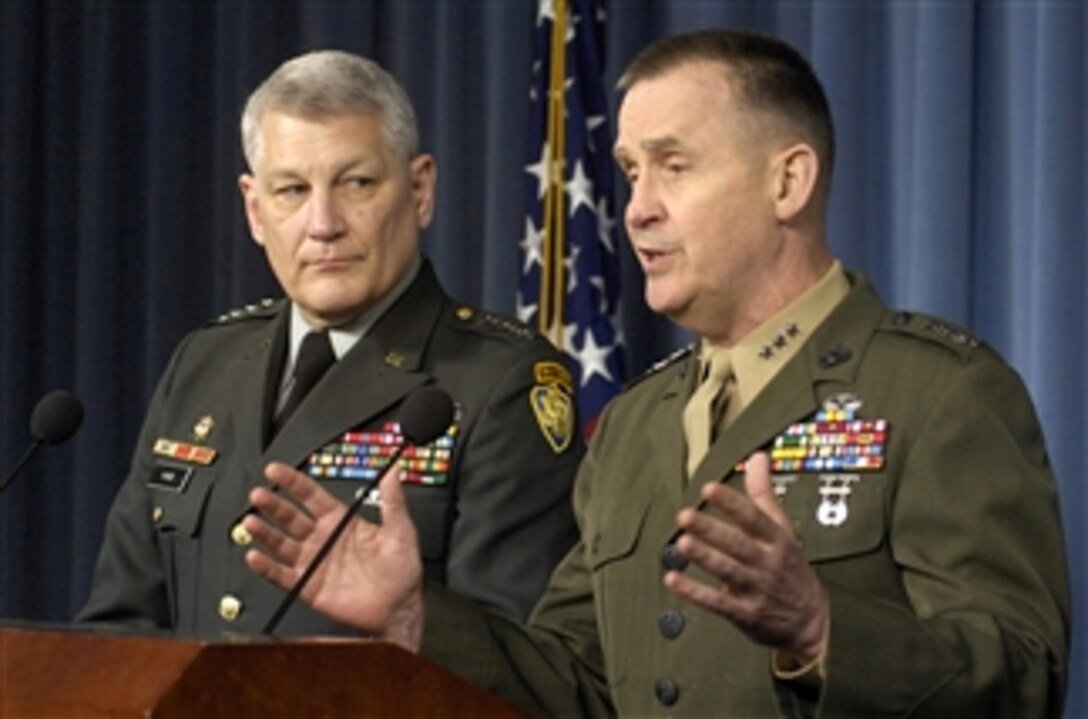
[816,473,861,527]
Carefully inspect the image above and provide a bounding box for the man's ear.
[238,173,265,246]
[410,154,438,228]
[772,143,820,223]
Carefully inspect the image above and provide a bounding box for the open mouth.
[637,245,675,269]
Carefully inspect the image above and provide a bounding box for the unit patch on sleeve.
[530,361,575,454]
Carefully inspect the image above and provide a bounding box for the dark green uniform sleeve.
[420,404,617,717]
[76,333,196,630]
[443,343,582,622]
[807,355,1069,717]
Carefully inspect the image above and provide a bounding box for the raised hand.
[665,452,828,662]
[243,461,425,651]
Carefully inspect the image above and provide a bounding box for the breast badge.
[191,415,215,443]
[530,361,575,454]
[771,473,799,498]
[816,473,861,527]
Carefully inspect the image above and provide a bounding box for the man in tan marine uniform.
[239,29,1071,717]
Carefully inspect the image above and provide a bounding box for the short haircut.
[619,28,835,194]
[241,49,419,170]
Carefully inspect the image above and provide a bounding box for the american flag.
[518,0,625,437]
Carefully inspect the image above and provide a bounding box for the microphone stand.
[261,442,411,635]
[0,440,43,494]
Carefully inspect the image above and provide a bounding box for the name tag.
[148,464,193,493]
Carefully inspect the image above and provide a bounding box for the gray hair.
[241,50,420,169]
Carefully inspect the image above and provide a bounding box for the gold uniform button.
[152,506,164,523]
[456,307,473,321]
[231,523,253,546]
[219,595,243,622]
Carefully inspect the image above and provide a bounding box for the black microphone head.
[30,389,84,445]
[398,386,454,445]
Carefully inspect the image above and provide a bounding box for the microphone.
[387,385,457,447]
[261,385,455,635]
[1,389,85,494]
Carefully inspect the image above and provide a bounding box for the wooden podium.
[0,625,528,717]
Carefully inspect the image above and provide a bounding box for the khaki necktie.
[683,349,734,478]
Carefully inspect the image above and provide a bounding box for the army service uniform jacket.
[79,260,582,635]
[419,273,1070,718]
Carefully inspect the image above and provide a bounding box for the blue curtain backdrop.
[1,1,1084,714]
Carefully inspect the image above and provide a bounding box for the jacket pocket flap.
[778,473,886,562]
[149,465,215,537]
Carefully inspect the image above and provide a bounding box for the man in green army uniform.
[78,50,582,635]
[240,30,1070,716]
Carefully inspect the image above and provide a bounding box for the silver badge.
[771,473,799,498]
[816,473,861,527]
[823,392,864,413]
[357,486,382,507]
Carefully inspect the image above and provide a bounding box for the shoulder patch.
[534,360,574,394]
[530,361,576,453]
[623,344,695,392]
[209,298,281,326]
[880,311,984,360]
[452,305,536,340]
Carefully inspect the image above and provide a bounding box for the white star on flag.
[518,0,624,437]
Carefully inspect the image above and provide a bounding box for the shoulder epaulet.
[879,310,984,360]
[623,344,694,392]
[208,298,281,326]
[449,305,536,341]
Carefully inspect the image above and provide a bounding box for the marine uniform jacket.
[419,273,1070,717]
[79,260,582,636]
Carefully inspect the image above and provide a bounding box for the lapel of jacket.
[645,350,699,508]
[261,261,446,468]
[227,303,289,481]
[687,273,887,494]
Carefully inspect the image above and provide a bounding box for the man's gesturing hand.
[243,461,425,651]
[665,452,828,663]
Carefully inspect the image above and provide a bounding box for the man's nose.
[624,176,664,231]
[306,188,347,241]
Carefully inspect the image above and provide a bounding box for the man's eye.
[346,177,375,190]
[274,184,307,197]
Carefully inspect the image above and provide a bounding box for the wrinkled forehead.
[614,62,739,158]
